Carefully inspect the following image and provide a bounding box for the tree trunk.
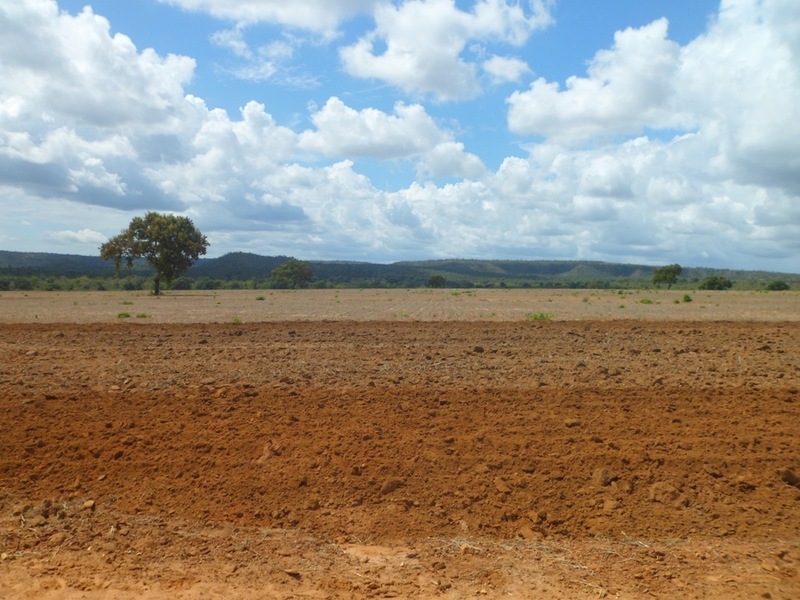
[154,276,161,296]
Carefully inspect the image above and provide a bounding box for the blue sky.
[1,0,798,271]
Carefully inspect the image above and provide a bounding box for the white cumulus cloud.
[49,228,107,245]
[507,18,684,143]
[298,97,448,159]
[483,55,531,84]
[341,0,552,101]
[158,0,379,34]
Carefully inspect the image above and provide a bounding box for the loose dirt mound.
[1,321,799,598]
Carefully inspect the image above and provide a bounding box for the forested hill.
[0,250,797,289]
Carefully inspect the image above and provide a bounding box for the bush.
[170,277,193,290]
[765,280,790,291]
[526,312,553,321]
[698,276,733,290]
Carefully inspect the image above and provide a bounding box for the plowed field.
[1,290,799,598]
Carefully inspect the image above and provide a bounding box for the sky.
[1,0,799,272]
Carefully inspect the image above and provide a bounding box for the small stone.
[648,482,680,504]
[593,468,616,487]
[49,532,67,545]
[494,477,511,494]
[564,419,581,428]
[27,514,47,527]
[284,569,302,580]
[780,469,800,488]
[380,479,403,495]
[518,525,540,541]
[83,500,96,510]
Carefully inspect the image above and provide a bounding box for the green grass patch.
[526,312,554,321]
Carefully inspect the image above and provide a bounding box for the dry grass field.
[1,289,799,598]
[1,287,798,323]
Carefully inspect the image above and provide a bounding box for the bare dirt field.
[1,289,799,598]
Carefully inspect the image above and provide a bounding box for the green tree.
[100,212,209,295]
[427,274,447,288]
[271,258,313,289]
[652,264,682,289]
[698,275,733,290]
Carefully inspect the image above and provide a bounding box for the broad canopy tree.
[652,264,682,289]
[100,212,209,295]
[271,258,313,289]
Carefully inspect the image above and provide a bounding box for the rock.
[737,475,757,492]
[592,468,616,487]
[380,479,403,495]
[284,569,302,580]
[494,477,511,494]
[564,418,581,428]
[27,514,47,527]
[780,469,800,488]
[648,482,680,504]
[83,500,96,510]
[49,532,67,545]
[603,499,620,514]
[518,525,540,541]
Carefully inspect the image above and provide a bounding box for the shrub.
[698,276,733,290]
[765,280,790,291]
[170,277,193,290]
[526,312,554,321]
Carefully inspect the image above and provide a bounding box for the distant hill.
[0,250,797,290]
[0,250,117,277]
[397,259,799,289]
[187,252,289,280]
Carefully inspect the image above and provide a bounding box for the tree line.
[0,213,794,293]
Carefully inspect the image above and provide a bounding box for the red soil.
[1,319,799,598]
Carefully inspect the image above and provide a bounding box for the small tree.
[652,264,682,289]
[698,275,733,290]
[100,212,209,295]
[271,258,313,289]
